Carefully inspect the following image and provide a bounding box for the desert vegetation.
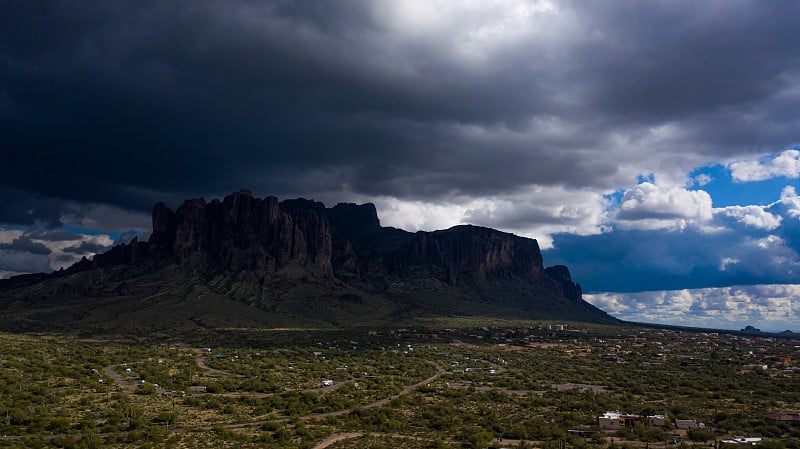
[0,321,798,449]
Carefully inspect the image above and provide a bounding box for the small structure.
[721,438,762,445]
[188,385,207,393]
[741,364,768,371]
[598,411,667,429]
[648,415,666,427]
[766,411,800,426]
[598,411,641,430]
[568,430,595,437]
[676,419,698,430]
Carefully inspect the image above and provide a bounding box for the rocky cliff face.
[148,190,333,275]
[2,191,583,303]
[399,225,546,285]
[544,265,582,301]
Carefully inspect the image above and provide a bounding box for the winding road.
[301,362,446,421]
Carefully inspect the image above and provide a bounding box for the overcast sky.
[2,0,800,331]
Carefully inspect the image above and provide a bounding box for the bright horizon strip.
[584,284,800,333]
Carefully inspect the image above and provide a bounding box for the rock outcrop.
[1,190,584,304]
[544,265,583,301]
[148,190,333,275]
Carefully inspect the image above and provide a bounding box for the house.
[766,412,800,426]
[598,411,667,429]
[598,412,641,430]
[741,364,768,371]
[648,415,666,427]
[676,419,698,430]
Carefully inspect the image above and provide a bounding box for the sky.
[2,0,800,332]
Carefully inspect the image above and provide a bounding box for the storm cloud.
[0,236,52,255]
[2,0,798,212]
[2,1,800,329]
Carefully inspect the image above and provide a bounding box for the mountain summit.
[0,190,617,332]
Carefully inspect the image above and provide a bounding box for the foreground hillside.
[0,190,617,334]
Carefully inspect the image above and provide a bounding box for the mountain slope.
[0,190,619,332]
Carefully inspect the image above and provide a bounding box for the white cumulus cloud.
[780,185,800,218]
[361,185,612,250]
[715,205,782,231]
[729,148,800,182]
[585,284,800,332]
[693,173,713,186]
[616,182,713,230]
[719,257,740,271]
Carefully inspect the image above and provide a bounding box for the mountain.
[0,190,618,334]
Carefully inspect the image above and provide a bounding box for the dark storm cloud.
[2,0,799,215]
[568,2,800,119]
[0,251,51,274]
[0,187,65,228]
[62,241,112,255]
[0,236,52,255]
[26,229,83,242]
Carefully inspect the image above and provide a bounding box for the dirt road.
[301,363,445,421]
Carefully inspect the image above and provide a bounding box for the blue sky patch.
[689,164,799,208]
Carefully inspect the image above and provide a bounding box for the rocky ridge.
[104,190,577,297]
[0,190,612,329]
